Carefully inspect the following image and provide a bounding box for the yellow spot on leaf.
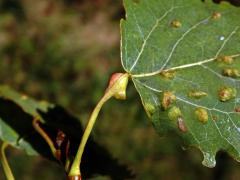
[222,68,240,78]
[171,20,182,28]
[218,87,236,102]
[195,108,208,123]
[168,106,182,121]
[188,90,207,99]
[144,103,156,118]
[21,95,28,100]
[160,70,176,79]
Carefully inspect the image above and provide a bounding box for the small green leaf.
[121,0,240,167]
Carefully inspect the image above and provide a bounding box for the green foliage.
[0,85,133,179]
[121,0,240,167]
[1,0,240,179]
[0,85,51,155]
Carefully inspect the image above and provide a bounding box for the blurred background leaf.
[0,85,134,179]
[0,0,240,179]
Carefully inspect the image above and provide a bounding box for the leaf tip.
[202,152,216,168]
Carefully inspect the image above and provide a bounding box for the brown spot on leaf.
[212,115,218,121]
[177,117,188,133]
[162,91,176,110]
[235,107,240,113]
[212,12,221,19]
[217,56,234,64]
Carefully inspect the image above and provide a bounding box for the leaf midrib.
[130,26,240,78]
[133,79,240,156]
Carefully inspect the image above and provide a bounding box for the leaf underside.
[121,0,240,167]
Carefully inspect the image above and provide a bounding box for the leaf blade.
[122,0,240,167]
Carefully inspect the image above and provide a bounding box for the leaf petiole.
[32,117,57,158]
[68,73,129,178]
[0,142,15,180]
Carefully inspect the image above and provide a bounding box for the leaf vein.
[160,17,211,71]
[211,113,238,152]
[131,27,240,78]
[129,6,178,71]
[135,80,237,114]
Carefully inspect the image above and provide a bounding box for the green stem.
[68,73,129,177]
[32,118,57,157]
[68,93,112,176]
[0,142,15,180]
[65,158,71,172]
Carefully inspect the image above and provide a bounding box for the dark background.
[0,0,239,179]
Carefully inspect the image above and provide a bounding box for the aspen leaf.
[121,0,240,167]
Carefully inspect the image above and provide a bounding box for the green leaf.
[0,85,52,155]
[121,0,240,167]
[0,85,134,179]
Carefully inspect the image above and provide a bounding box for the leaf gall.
[235,107,240,113]
[188,90,207,99]
[171,20,182,28]
[177,117,188,133]
[222,68,240,78]
[218,87,236,102]
[160,70,176,79]
[106,73,129,100]
[168,106,182,121]
[195,108,208,123]
[144,103,156,118]
[162,91,176,110]
[212,12,221,20]
[217,56,234,64]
